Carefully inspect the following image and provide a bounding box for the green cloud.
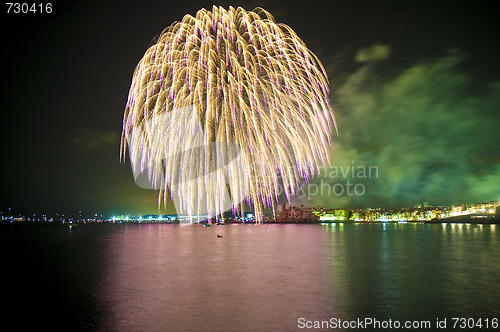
[354,44,391,63]
[292,49,500,209]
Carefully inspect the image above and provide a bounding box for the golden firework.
[121,6,335,221]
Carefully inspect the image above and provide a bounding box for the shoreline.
[2,216,499,226]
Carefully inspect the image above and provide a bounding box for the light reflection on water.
[98,224,341,331]
[321,223,499,322]
[3,222,499,331]
[95,223,499,331]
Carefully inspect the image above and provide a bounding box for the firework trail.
[121,6,335,221]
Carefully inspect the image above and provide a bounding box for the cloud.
[291,49,500,208]
[72,127,119,149]
[354,44,391,63]
[467,165,500,202]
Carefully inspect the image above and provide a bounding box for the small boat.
[204,224,211,227]
[217,234,223,238]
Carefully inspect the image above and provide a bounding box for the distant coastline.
[2,214,498,226]
[2,200,498,225]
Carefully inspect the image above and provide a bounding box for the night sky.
[2,0,500,218]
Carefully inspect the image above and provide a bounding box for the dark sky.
[2,0,500,218]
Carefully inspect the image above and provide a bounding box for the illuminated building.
[276,203,319,223]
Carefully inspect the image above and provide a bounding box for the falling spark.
[121,6,335,222]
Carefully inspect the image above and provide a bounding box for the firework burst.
[121,6,335,221]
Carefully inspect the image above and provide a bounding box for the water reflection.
[5,222,498,331]
[98,224,342,331]
[321,223,500,323]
